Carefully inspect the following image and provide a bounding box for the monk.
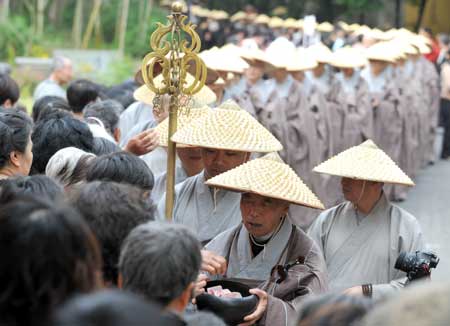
[308,140,424,301]
[204,153,328,325]
[156,100,282,244]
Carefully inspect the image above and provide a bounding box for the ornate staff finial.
[141,1,207,220]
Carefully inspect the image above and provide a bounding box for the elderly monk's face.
[341,177,382,203]
[202,148,249,179]
[240,193,289,238]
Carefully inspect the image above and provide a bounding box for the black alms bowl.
[196,280,259,325]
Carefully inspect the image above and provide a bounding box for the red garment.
[425,40,440,63]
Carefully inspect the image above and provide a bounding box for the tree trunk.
[395,0,403,28]
[140,0,154,43]
[82,0,102,49]
[72,0,83,48]
[36,0,49,37]
[118,0,130,55]
[0,0,10,23]
[94,9,103,46]
[415,0,427,32]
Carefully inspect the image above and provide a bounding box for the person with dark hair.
[0,109,34,179]
[33,56,73,101]
[0,192,101,326]
[67,79,100,118]
[84,100,123,142]
[31,117,94,174]
[32,95,71,122]
[297,293,373,326]
[119,222,202,320]
[69,181,154,285]
[53,290,184,326]
[0,74,20,108]
[85,152,154,191]
[91,137,122,156]
[37,104,73,122]
[0,175,64,202]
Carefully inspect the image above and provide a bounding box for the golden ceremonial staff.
[141,2,207,220]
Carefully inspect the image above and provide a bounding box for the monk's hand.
[124,129,159,156]
[191,273,209,304]
[343,285,363,296]
[200,250,227,275]
[239,289,268,326]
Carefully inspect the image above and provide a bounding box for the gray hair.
[83,100,123,135]
[45,147,96,187]
[52,56,71,72]
[185,311,227,326]
[119,222,202,306]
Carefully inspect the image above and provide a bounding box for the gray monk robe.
[223,77,261,118]
[308,193,424,301]
[285,81,324,229]
[151,166,188,204]
[205,218,328,325]
[254,76,296,163]
[120,119,178,177]
[156,171,242,243]
[361,67,403,200]
[118,101,154,139]
[336,71,372,148]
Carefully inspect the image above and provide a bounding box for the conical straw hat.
[286,48,318,71]
[316,22,334,33]
[133,73,217,107]
[155,106,211,147]
[200,48,249,74]
[230,11,246,22]
[171,100,283,152]
[255,14,270,25]
[269,17,284,29]
[313,140,415,186]
[365,42,397,63]
[308,43,333,64]
[329,47,368,68]
[206,153,324,209]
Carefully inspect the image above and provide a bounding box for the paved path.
[398,159,450,282]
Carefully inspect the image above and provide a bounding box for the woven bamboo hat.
[155,106,211,147]
[329,47,368,69]
[133,73,217,107]
[206,153,324,209]
[308,43,333,64]
[317,22,334,33]
[230,11,246,22]
[365,42,397,63]
[313,140,415,186]
[269,17,284,29]
[255,14,270,25]
[200,48,249,74]
[171,100,283,152]
[286,48,318,71]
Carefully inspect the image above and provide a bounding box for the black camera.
[394,251,439,281]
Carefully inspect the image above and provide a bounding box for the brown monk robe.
[203,154,328,325]
[361,63,404,201]
[418,55,441,165]
[306,66,345,207]
[336,69,372,148]
[288,72,329,228]
[395,58,422,200]
[253,70,296,163]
